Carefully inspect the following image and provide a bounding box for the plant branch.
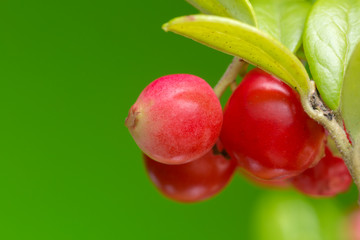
[213,57,247,98]
[300,82,360,192]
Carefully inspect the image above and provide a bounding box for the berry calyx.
[220,68,326,180]
[126,74,223,165]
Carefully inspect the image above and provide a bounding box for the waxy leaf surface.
[163,15,310,94]
[251,0,311,52]
[304,0,360,110]
[186,0,257,26]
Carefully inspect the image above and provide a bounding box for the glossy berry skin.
[220,68,326,180]
[143,149,237,203]
[291,147,352,197]
[126,74,223,165]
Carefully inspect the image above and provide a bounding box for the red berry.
[291,147,352,197]
[126,74,223,165]
[220,68,326,180]
[143,148,237,203]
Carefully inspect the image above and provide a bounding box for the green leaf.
[186,0,257,26]
[303,0,360,110]
[341,41,360,142]
[253,192,343,240]
[163,15,310,95]
[251,0,311,52]
[254,193,322,240]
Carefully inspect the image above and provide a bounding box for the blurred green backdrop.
[0,0,357,239]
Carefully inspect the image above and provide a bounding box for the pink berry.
[126,74,223,165]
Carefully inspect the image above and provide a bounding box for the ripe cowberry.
[220,68,326,180]
[143,148,237,203]
[291,147,352,197]
[126,74,223,165]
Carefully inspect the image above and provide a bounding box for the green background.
[0,0,357,239]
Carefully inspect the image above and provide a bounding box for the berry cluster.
[126,68,352,203]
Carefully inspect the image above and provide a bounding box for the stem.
[300,82,360,191]
[334,111,344,128]
[230,81,238,92]
[213,57,247,98]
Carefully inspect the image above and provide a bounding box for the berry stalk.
[213,57,247,98]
